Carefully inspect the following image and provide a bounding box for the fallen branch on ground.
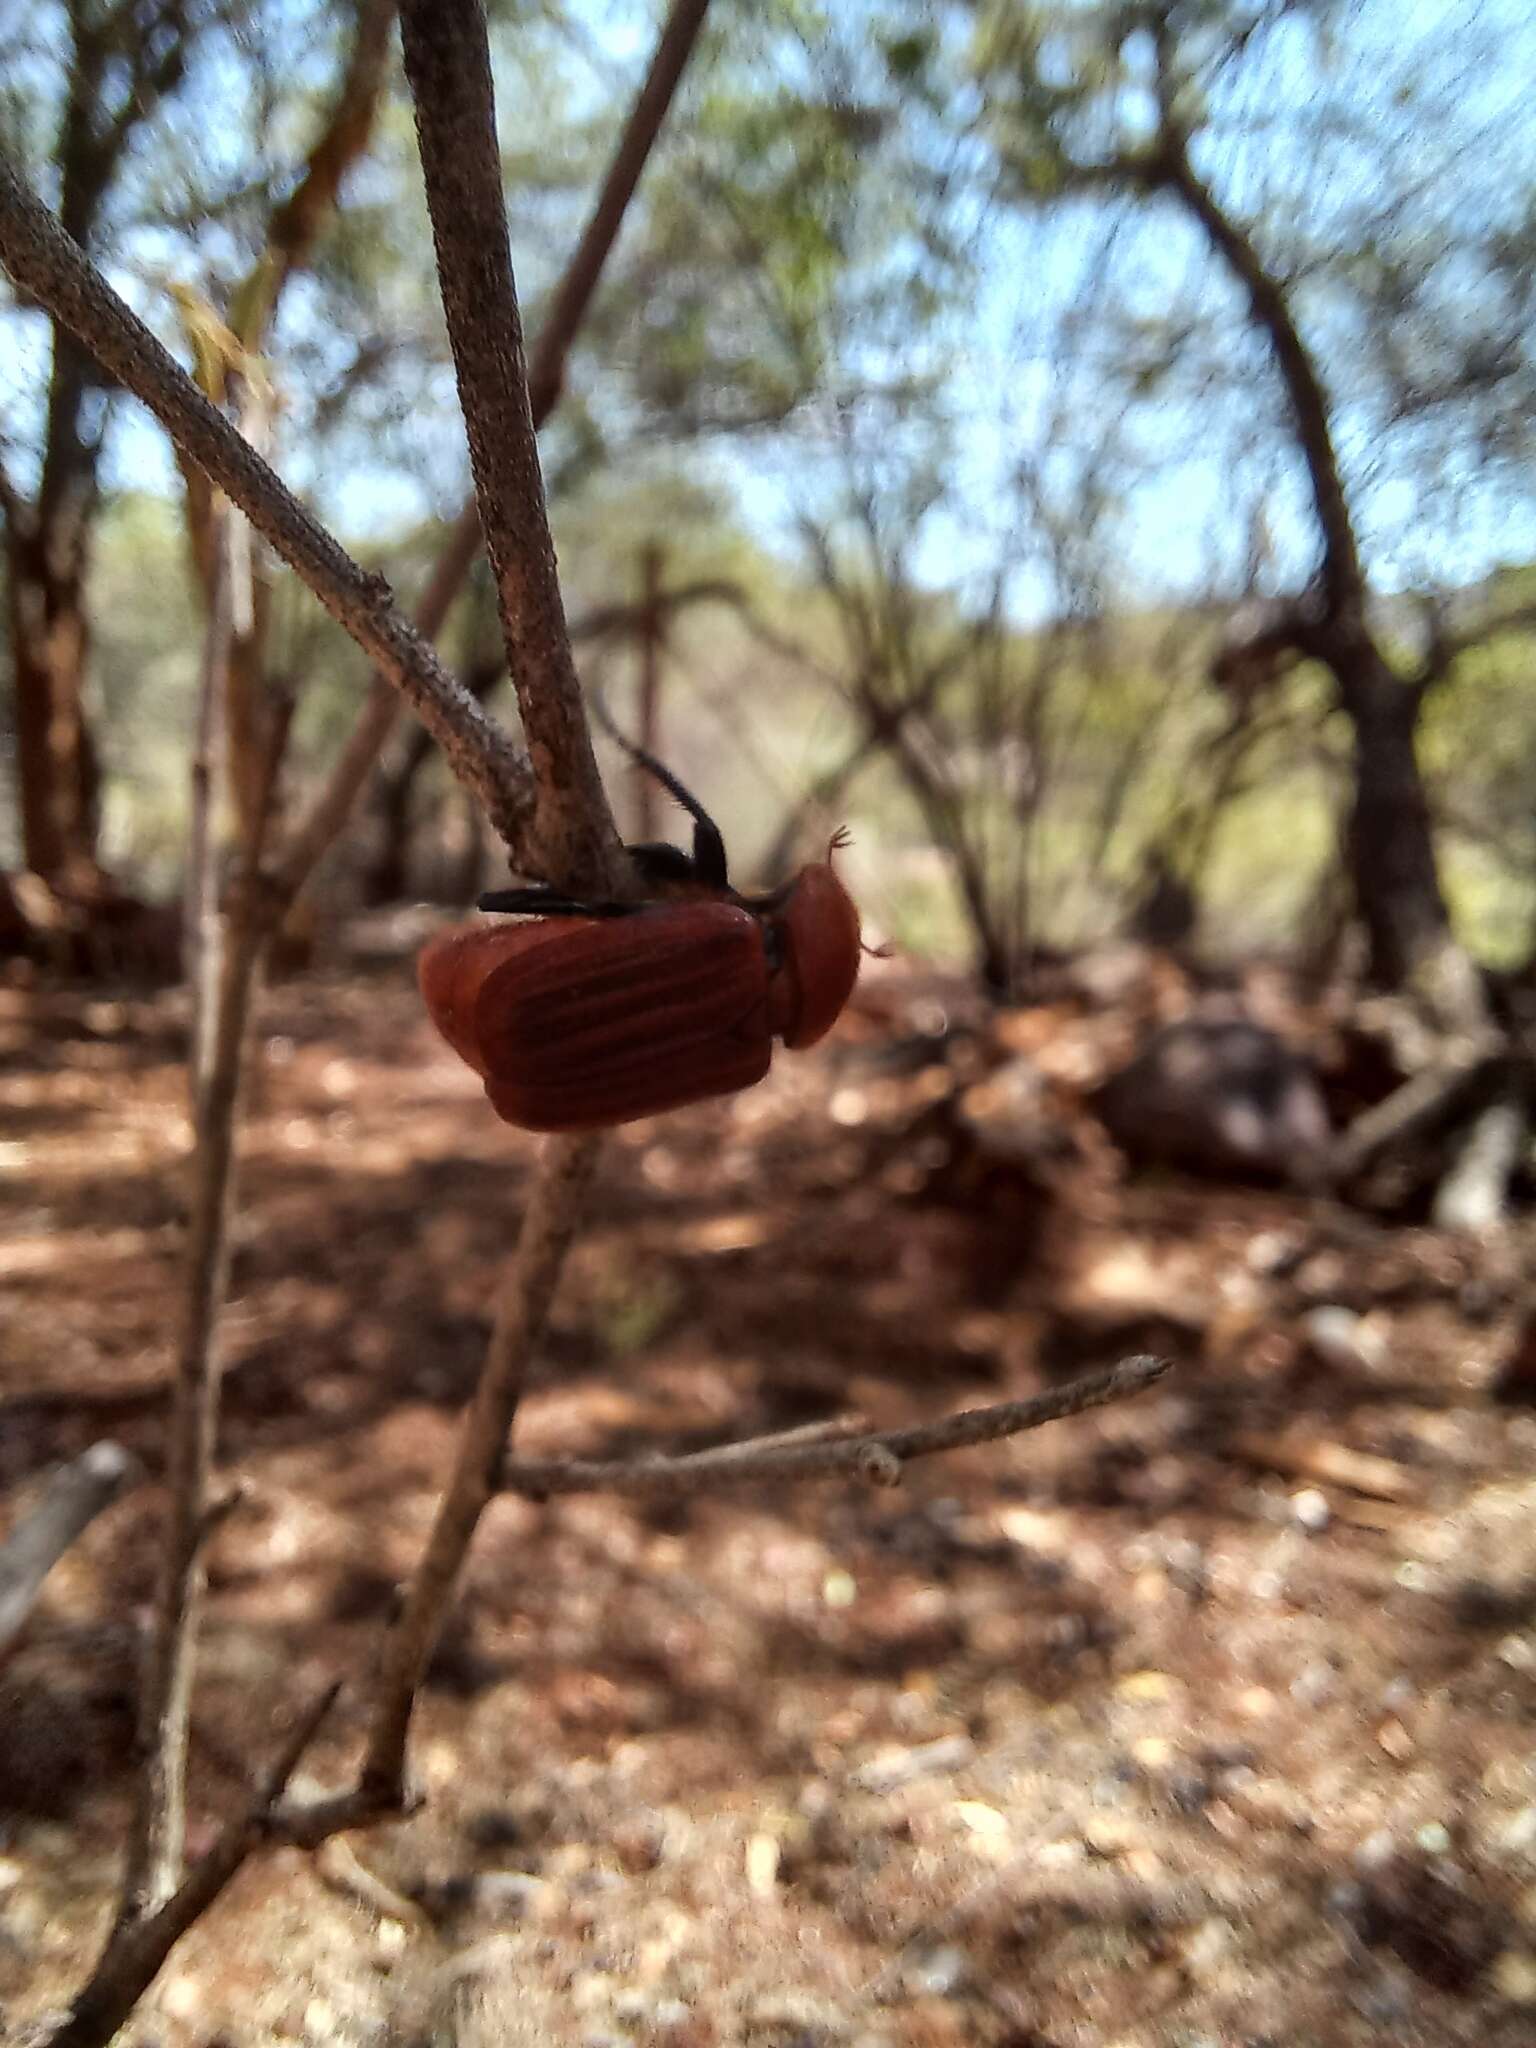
[0,1443,143,1658]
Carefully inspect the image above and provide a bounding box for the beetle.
[417,714,863,1132]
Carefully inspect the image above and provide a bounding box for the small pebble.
[1291,1488,1331,1532]
[1291,1662,1337,1707]
[1169,1773,1212,1815]
[745,1832,780,1897]
[902,1944,969,1997]
[1493,1951,1536,2004]
[1303,1306,1385,1372]
[1377,1718,1414,1760]
[1356,1829,1396,1870]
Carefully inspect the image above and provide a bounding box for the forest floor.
[4,924,1536,2047]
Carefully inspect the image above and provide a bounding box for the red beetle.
[418,720,863,1132]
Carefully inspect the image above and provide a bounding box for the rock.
[1493,1951,1536,2003]
[1092,1014,1330,1184]
[1302,1305,1386,1374]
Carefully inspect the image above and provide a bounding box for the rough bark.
[1329,633,1455,1000]
[6,493,101,883]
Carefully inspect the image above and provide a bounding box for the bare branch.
[241,0,397,338]
[399,0,620,891]
[0,151,532,848]
[184,507,232,1114]
[359,1132,602,1805]
[1139,99,1365,624]
[501,1356,1172,1500]
[525,0,713,424]
[0,1443,142,1658]
[119,914,266,1922]
[1417,597,1536,686]
[271,0,713,901]
[1329,1044,1503,1183]
[51,1682,342,2048]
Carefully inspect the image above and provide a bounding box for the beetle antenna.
[592,688,730,890]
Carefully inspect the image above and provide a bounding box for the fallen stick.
[1231,1431,1419,1501]
[0,1442,143,1657]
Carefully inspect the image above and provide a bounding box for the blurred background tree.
[2,0,1534,993]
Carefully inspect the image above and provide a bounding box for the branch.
[50,1682,342,2048]
[399,0,620,892]
[270,0,713,902]
[118,913,267,1922]
[1328,1045,1503,1183]
[501,1356,1172,1499]
[359,1131,602,1804]
[1144,127,1364,624]
[0,1442,143,1658]
[243,0,397,336]
[0,150,532,850]
[526,0,712,423]
[1417,597,1536,687]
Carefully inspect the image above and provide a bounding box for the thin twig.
[18,8,715,2037]
[184,510,232,1116]
[526,0,712,421]
[358,1130,606,1802]
[359,1132,602,1803]
[119,913,266,1922]
[51,1683,342,2048]
[501,1356,1172,1499]
[669,1413,870,1466]
[0,1443,143,1658]
[0,152,532,849]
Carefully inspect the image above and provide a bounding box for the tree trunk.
[363,654,505,903]
[363,754,417,903]
[6,516,100,886]
[1330,629,1457,998]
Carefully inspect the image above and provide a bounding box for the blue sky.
[3,0,1532,626]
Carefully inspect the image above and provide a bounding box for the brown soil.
[4,940,1536,2047]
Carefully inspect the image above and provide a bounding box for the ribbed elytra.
[418,713,863,1132]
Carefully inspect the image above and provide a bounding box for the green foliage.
[6,0,1535,992]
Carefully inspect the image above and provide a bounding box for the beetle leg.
[593,690,731,889]
[478,886,641,918]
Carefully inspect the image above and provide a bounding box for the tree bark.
[4,0,201,888]
[1329,631,1451,994]
[1152,134,1461,998]
[6,335,104,885]
[7,519,100,884]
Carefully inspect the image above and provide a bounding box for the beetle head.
[765,832,862,1049]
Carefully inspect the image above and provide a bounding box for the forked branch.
[0,153,532,852]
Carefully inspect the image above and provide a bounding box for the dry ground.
[3,933,1536,2046]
